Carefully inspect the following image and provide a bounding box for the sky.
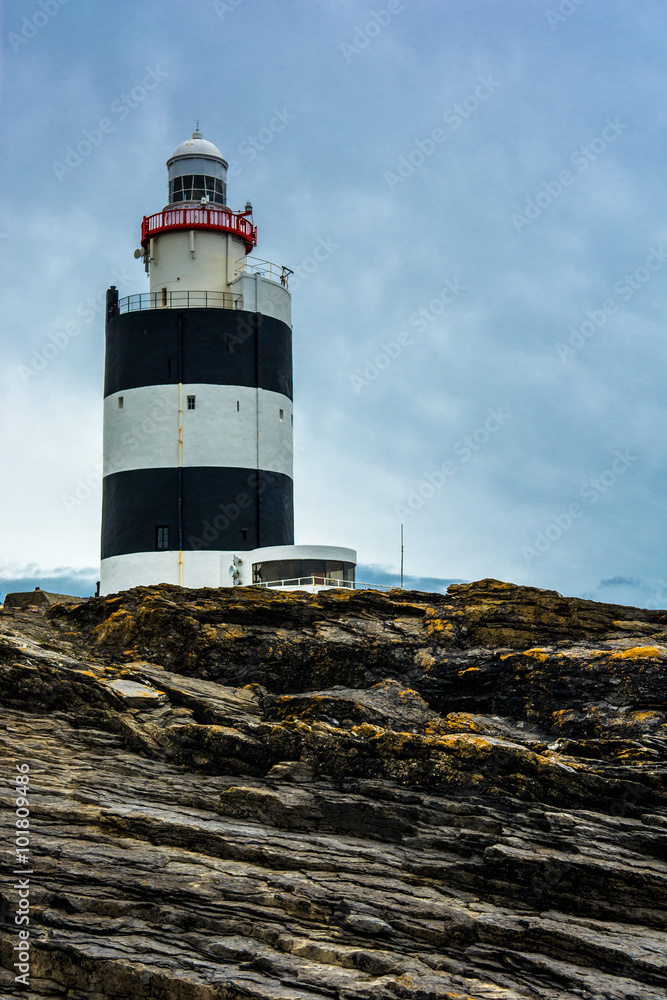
[1,0,666,608]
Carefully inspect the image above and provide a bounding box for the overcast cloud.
[1,0,666,608]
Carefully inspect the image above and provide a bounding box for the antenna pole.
[400,523,404,588]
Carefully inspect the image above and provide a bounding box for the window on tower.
[169,174,226,205]
[187,395,196,410]
[155,526,169,550]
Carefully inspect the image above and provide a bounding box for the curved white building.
[100,128,356,595]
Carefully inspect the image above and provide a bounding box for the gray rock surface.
[0,579,665,999]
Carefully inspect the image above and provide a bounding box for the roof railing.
[252,576,396,591]
[118,290,243,314]
[141,206,257,252]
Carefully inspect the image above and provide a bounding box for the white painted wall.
[101,551,242,593]
[101,552,180,593]
[232,272,292,327]
[256,390,293,476]
[149,230,247,294]
[146,229,292,325]
[104,385,293,477]
[104,385,178,474]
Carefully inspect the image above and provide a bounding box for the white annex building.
[100,129,356,595]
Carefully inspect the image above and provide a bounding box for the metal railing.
[141,207,257,251]
[253,576,396,591]
[235,256,293,288]
[118,290,243,314]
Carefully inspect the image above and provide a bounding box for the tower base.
[100,545,357,595]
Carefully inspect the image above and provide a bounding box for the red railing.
[141,207,257,253]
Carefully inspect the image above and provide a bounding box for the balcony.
[253,576,395,592]
[141,207,257,253]
[235,256,293,289]
[118,290,243,314]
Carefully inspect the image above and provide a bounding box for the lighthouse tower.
[100,129,355,594]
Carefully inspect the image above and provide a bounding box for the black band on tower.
[104,308,293,398]
[101,467,294,558]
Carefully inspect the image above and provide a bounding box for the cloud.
[356,564,465,594]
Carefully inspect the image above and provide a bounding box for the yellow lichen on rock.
[415,648,436,670]
[457,666,482,678]
[523,648,549,662]
[434,733,494,754]
[610,645,666,660]
[93,609,135,646]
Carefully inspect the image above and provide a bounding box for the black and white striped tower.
[100,128,297,593]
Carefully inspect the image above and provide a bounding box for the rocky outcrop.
[0,579,665,999]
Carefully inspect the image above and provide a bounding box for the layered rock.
[0,579,665,999]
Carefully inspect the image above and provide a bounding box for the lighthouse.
[100,128,356,594]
